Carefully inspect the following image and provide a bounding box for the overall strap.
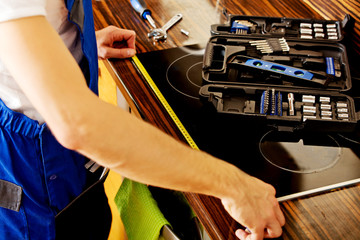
[65,0,99,95]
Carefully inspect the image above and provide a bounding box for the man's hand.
[96,25,136,59]
[221,175,285,240]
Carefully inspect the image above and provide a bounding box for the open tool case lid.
[210,14,353,42]
[199,15,359,133]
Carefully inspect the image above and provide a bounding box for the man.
[0,1,284,239]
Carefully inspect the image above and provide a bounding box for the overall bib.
[0,0,106,239]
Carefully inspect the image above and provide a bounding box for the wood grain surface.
[92,1,360,239]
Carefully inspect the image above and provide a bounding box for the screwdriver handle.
[130,0,151,20]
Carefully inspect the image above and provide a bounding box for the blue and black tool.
[260,88,282,116]
[231,21,250,34]
[244,59,315,80]
[232,57,329,87]
[130,0,156,28]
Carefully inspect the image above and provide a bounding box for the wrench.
[148,13,183,41]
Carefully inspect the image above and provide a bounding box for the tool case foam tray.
[199,14,359,133]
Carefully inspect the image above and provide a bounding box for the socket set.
[200,15,359,133]
[299,22,338,40]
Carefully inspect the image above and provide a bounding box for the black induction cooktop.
[134,45,360,201]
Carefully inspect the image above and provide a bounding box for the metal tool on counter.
[130,0,156,29]
[148,13,183,41]
[180,29,189,36]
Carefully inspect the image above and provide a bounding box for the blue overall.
[0,0,99,239]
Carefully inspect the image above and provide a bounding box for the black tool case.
[199,15,360,133]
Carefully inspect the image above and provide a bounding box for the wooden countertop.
[92,0,360,239]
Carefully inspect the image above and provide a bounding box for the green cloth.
[114,179,171,240]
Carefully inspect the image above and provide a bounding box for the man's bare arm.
[0,16,284,240]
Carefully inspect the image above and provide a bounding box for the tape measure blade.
[132,56,199,150]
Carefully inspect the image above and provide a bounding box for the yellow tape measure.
[132,55,199,150]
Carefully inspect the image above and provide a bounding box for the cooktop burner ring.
[259,130,342,174]
[166,54,203,100]
[337,133,360,145]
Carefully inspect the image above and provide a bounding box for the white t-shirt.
[0,0,83,123]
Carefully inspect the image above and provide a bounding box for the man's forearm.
[74,97,244,199]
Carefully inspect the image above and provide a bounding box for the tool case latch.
[276,125,295,132]
[341,14,355,32]
[356,111,360,123]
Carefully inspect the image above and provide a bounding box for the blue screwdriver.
[130,0,156,29]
